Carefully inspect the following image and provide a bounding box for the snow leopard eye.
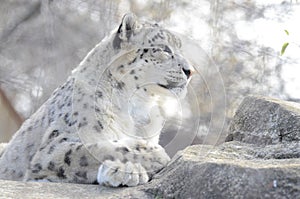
[163,45,172,54]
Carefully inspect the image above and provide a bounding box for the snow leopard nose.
[176,55,194,79]
[182,68,191,79]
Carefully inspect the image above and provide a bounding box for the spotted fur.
[0,13,193,187]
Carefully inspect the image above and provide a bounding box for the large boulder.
[144,96,300,198]
[1,142,299,198]
[226,95,300,145]
[144,142,300,198]
[0,96,299,198]
[226,95,300,159]
[0,179,150,199]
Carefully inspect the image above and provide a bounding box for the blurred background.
[0,0,299,155]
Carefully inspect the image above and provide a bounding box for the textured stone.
[1,96,299,198]
[144,96,300,198]
[226,95,300,145]
[144,143,300,199]
[0,143,6,156]
[0,179,150,199]
[1,141,299,199]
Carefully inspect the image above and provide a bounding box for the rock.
[0,179,150,199]
[0,143,7,156]
[144,143,300,199]
[0,96,299,198]
[1,142,299,198]
[226,95,300,145]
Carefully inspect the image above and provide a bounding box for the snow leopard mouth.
[157,83,185,90]
[157,83,171,89]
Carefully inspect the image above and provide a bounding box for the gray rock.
[0,143,7,156]
[1,142,299,199]
[0,96,299,198]
[0,179,151,199]
[144,143,300,199]
[226,95,300,145]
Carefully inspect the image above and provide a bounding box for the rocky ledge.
[1,96,299,198]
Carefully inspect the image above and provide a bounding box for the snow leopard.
[0,13,193,187]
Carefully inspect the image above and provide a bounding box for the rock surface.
[1,142,299,199]
[0,96,299,198]
[145,143,300,199]
[0,143,6,156]
[226,95,300,145]
[0,179,150,199]
[146,96,300,199]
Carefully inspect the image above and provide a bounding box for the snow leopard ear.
[113,13,137,49]
[118,13,137,40]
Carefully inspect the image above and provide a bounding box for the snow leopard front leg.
[25,128,169,186]
[94,139,170,187]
